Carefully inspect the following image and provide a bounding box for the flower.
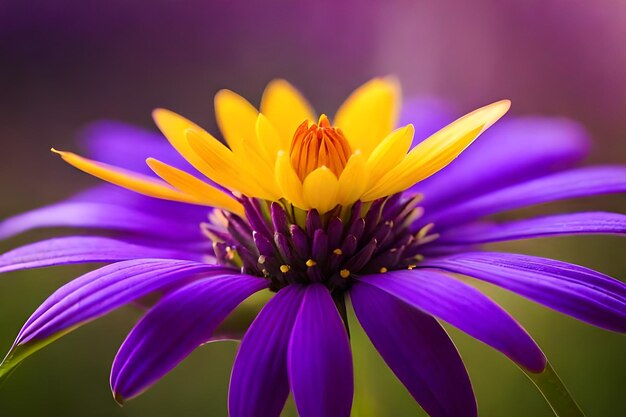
[1,78,625,417]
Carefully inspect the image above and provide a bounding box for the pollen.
[290,115,352,181]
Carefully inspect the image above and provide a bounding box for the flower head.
[1,78,625,417]
[51,77,510,215]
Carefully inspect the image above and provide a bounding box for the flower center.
[203,195,438,292]
[289,115,352,181]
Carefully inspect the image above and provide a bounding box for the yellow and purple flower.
[1,78,625,417]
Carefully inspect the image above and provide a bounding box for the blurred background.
[1,0,625,416]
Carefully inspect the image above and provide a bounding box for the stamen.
[209,193,433,292]
[416,223,435,239]
[290,115,352,180]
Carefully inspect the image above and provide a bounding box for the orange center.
[289,115,352,181]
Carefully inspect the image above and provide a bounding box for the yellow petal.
[334,77,401,157]
[238,137,283,198]
[275,150,308,209]
[337,151,368,206]
[365,124,414,188]
[186,129,278,201]
[146,158,244,216]
[255,113,285,163]
[214,89,259,153]
[153,108,227,181]
[302,166,339,214]
[261,79,316,144]
[363,100,511,201]
[52,149,200,204]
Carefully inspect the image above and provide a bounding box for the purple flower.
[1,79,625,417]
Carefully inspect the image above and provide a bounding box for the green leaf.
[521,362,585,417]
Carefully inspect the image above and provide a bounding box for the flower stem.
[332,291,351,339]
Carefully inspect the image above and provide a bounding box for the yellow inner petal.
[255,113,285,164]
[52,149,201,204]
[214,89,259,153]
[261,79,316,143]
[337,151,368,206]
[186,129,280,201]
[53,79,513,219]
[334,77,401,157]
[275,150,308,209]
[153,108,229,181]
[146,158,244,215]
[365,124,415,188]
[363,99,511,200]
[302,166,339,214]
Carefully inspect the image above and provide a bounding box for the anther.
[379,267,388,273]
[258,255,266,264]
[306,259,317,267]
[407,264,417,270]
[280,264,291,273]
[333,248,343,256]
[340,269,350,279]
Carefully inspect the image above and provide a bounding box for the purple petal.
[1,259,229,380]
[288,284,353,417]
[400,98,457,147]
[0,236,203,273]
[229,285,306,417]
[0,201,206,241]
[436,212,626,245]
[9,259,227,350]
[72,184,212,218]
[412,117,590,213]
[81,121,193,175]
[357,270,546,372]
[351,282,476,417]
[422,252,626,332]
[425,166,626,228]
[110,274,267,402]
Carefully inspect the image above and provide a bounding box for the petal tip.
[112,391,125,406]
[214,88,237,105]
[492,99,512,115]
[151,107,168,120]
